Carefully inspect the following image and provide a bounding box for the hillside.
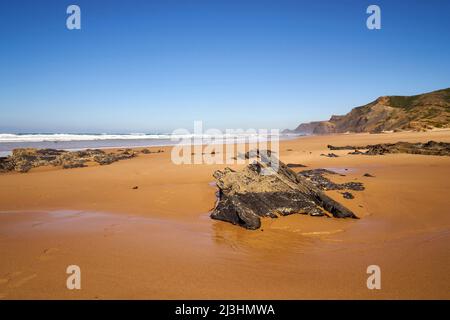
[285,88,450,134]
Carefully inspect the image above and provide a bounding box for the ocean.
[0,133,301,157]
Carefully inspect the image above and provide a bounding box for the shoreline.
[0,133,301,157]
[2,128,449,157]
[1,130,450,299]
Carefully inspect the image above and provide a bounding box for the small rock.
[298,169,365,191]
[341,192,354,199]
[132,186,138,190]
[0,147,137,173]
[363,173,375,177]
[320,153,339,158]
[0,157,14,172]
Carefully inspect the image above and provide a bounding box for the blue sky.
[0,0,449,133]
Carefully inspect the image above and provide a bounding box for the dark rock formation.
[0,148,136,173]
[141,148,164,154]
[236,149,274,160]
[328,145,359,150]
[298,169,365,191]
[210,155,358,230]
[0,157,14,172]
[348,150,364,155]
[328,140,450,156]
[363,173,375,177]
[286,163,307,168]
[320,153,339,158]
[341,192,354,199]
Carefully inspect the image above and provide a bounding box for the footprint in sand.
[38,247,60,261]
[8,274,37,289]
[0,271,37,289]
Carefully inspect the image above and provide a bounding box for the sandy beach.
[1,130,450,299]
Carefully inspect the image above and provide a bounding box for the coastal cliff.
[285,88,450,134]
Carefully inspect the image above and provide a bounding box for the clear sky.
[0,0,449,133]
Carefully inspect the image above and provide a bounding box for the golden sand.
[0,130,449,299]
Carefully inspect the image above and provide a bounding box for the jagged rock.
[298,169,365,191]
[0,148,137,173]
[328,145,356,150]
[15,161,33,173]
[329,141,450,156]
[348,150,364,155]
[93,153,116,165]
[365,145,390,155]
[341,192,354,199]
[211,155,358,230]
[53,152,85,168]
[62,160,86,169]
[0,157,14,172]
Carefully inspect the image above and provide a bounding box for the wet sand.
[0,130,449,299]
